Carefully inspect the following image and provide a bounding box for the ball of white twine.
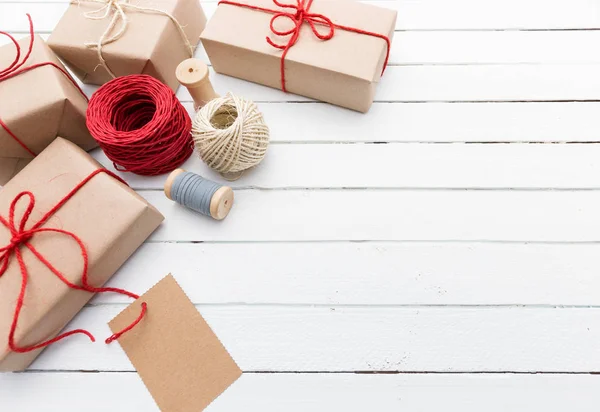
[191,93,269,177]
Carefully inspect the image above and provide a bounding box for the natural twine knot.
[191,93,270,178]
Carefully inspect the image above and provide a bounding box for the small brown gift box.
[0,137,164,371]
[0,35,94,185]
[48,0,207,91]
[200,0,397,112]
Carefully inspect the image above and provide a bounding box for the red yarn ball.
[87,75,193,176]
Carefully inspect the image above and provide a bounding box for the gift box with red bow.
[0,138,163,371]
[200,0,397,112]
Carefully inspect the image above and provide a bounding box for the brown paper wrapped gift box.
[200,0,397,112]
[0,35,95,185]
[48,0,207,91]
[0,138,164,371]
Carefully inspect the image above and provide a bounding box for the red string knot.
[266,0,335,51]
[0,192,37,260]
[9,231,32,249]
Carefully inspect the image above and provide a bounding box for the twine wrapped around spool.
[191,93,269,180]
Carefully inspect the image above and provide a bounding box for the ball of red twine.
[87,74,193,176]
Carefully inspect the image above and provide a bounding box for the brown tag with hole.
[108,274,242,411]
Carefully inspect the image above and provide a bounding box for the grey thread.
[171,171,222,216]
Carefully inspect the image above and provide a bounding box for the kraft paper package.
[48,0,207,91]
[0,138,164,371]
[200,0,397,112]
[0,35,94,185]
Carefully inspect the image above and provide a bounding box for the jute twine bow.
[71,0,195,78]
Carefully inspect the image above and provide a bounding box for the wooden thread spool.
[176,58,219,110]
[164,169,234,220]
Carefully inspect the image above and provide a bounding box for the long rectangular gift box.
[0,138,164,371]
[200,0,397,112]
[48,0,207,91]
[0,34,95,185]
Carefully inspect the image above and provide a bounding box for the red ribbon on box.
[0,15,88,157]
[218,0,391,93]
[0,169,146,353]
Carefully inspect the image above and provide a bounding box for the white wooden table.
[2,0,600,410]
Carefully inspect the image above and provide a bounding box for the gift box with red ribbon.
[0,19,95,185]
[0,138,163,371]
[200,0,397,112]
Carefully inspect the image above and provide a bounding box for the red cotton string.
[0,169,146,353]
[0,14,88,157]
[105,302,147,344]
[86,74,193,176]
[217,0,391,93]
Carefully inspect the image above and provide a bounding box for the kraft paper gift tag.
[108,274,242,411]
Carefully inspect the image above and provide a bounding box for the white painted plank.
[2,0,600,30]
[13,30,600,65]
[173,64,600,103]
[390,30,600,65]
[175,102,600,143]
[3,37,598,141]
[141,190,600,242]
[96,242,600,305]
[1,373,599,412]
[16,30,600,66]
[25,305,600,372]
[5,35,596,140]
[93,143,600,190]
[5,74,600,141]
[49,62,600,103]
[6,31,600,102]
[61,64,600,103]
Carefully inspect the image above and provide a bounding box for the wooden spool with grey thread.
[164,169,234,220]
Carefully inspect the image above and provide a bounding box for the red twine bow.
[0,169,146,353]
[0,14,88,157]
[218,0,391,92]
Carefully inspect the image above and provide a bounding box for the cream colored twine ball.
[191,93,270,179]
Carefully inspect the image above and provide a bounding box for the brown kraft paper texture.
[48,0,207,91]
[109,274,242,412]
[0,138,164,371]
[0,35,95,185]
[201,0,397,112]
